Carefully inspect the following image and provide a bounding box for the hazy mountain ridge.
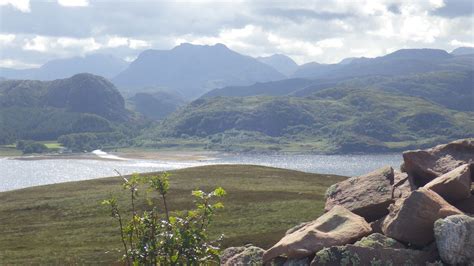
[292,48,473,79]
[451,46,474,55]
[112,43,285,98]
[0,54,128,80]
[257,54,299,76]
[203,69,473,112]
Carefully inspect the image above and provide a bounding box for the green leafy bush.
[16,140,49,154]
[102,172,226,265]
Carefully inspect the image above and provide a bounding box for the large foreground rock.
[424,163,472,202]
[263,206,371,262]
[324,166,395,221]
[402,138,474,186]
[455,196,474,214]
[220,245,264,265]
[310,245,437,266]
[382,188,463,246]
[434,215,474,265]
[392,170,416,199]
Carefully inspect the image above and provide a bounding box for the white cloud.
[2,1,473,65]
[0,59,39,69]
[107,36,129,48]
[0,0,30,12]
[23,35,102,53]
[106,36,151,49]
[57,0,89,7]
[316,38,344,48]
[0,34,15,45]
[129,39,151,49]
[450,39,474,47]
[57,37,101,52]
[23,36,49,52]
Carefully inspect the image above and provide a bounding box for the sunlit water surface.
[0,153,402,192]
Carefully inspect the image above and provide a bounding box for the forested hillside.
[143,86,474,153]
[0,74,138,149]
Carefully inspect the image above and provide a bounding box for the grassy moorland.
[0,165,345,264]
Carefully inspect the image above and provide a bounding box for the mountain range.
[141,48,474,152]
[112,43,285,98]
[1,45,473,152]
[0,54,128,80]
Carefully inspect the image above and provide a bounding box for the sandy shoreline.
[4,150,221,162]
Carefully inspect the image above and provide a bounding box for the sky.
[0,0,473,69]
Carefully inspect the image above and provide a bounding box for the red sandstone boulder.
[263,206,371,262]
[382,188,463,246]
[454,196,474,214]
[424,164,472,203]
[325,166,395,221]
[402,138,474,186]
[392,170,416,199]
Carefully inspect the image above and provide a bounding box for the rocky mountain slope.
[222,139,474,265]
[112,43,285,98]
[257,54,299,77]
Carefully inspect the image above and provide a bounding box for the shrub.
[16,140,49,154]
[102,172,226,265]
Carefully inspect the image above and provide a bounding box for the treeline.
[58,132,132,152]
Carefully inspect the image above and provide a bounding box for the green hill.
[0,74,133,146]
[143,88,474,153]
[204,70,473,112]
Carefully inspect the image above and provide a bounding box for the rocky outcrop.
[220,245,264,265]
[424,163,472,203]
[285,222,309,235]
[392,170,416,199]
[369,216,385,234]
[324,166,395,221]
[455,196,474,214]
[262,206,371,262]
[259,139,474,266]
[402,138,474,186]
[311,245,438,265]
[382,188,463,246]
[434,215,474,265]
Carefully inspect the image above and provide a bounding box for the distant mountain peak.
[113,43,285,98]
[0,53,128,81]
[257,54,298,77]
[382,48,452,60]
[451,47,474,56]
